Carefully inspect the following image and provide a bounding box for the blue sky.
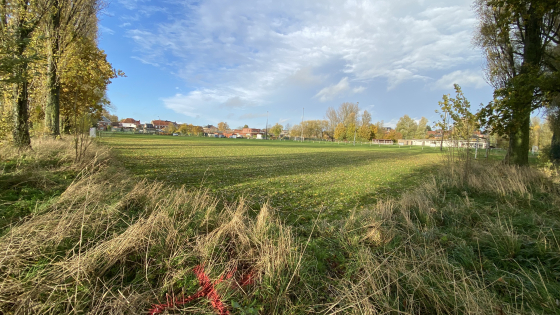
[98,0,494,129]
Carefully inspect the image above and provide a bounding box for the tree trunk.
[45,52,60,135]
[507,110,530,166]
[11,7,32,148]
[45,0,61,136]
[12,74,30,148]
[550,112,560,165]
[506,5,541,166]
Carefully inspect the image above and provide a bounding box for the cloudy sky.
[99,0,493,128]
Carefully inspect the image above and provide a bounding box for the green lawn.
[100,135,451,222]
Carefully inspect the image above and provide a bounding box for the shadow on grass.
[122,149,437,188]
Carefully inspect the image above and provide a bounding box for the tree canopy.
[475,0,560,165]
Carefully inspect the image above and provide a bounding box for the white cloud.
[161,87,262,120]
[131,56,159,67]
[353,86,366,93]
[123,0,482,119]
[99,25,115,35]
[160,93,200,117]
[239,113,268,119]
[385,118,399,129]
[386,69,430,90]
[433,69,487,90]
[315,77,350,102]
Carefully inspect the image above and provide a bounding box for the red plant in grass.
[148,265,255,315]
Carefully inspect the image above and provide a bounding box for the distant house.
[151,120,177,130]
[120,118,140,130]
[97,116,112,130]
[140,123,156,134]
[121,118,140,125]
[427,131,441,139]
[371,139,393,145]
[223,129,243,138]
[398,138,489,149]
[110,122,122,131]
[203,125,218,134]
[242,127,263,138]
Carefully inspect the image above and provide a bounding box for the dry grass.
[0,138,303,314]
[1,139,559,314]
[325,160,560,314]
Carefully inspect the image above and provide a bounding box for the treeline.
[0,0,122,148]
[165,123,204,136]
[287,102,430,142]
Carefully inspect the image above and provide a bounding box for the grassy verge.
[0,138,558,314]
[0,138,110,236]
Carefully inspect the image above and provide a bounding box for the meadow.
[99,134,443,223]
[1,136,558,314]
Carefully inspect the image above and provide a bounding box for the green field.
[101,134,443,222]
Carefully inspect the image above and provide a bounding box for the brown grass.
[0,138,303,314]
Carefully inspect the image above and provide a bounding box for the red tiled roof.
[152,120,175,126]
[121,118,140,124]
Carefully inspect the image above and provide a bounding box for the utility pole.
[301,107,304,142]
[265,111,268,140]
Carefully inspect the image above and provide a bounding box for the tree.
[270,123,283,138]
[435,94,452,151]
[334,123,346,141]
[45,0,99,136]
[325,102,360,139]
[101,109,118,122]
[178,123,189,135]
[396,115,417,139]
[345,122,357,142]
[475,0,560,165]
[358,123,373,140]
[373,121,385,139]
[192,125,203,136]
[218,121,229,132]
[383,130,402,143]
[449,85,476,141]
[1,0,48,148]
[357,110,373,140]
[243,124,248,128]
[361,110,372,126]
[370,124,379,139]
[164,123,177,134]
[58,37,119,133]
[289,124,301,139]
[415,117,429,139]
[543,45,560,164]
[340,102,360,126]
[325,106,339,139]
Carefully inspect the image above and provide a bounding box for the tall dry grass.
[0,138,304,314]
[325,160,560,314]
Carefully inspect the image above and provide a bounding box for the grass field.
[100,134,444,223]
[2,136,558,314]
